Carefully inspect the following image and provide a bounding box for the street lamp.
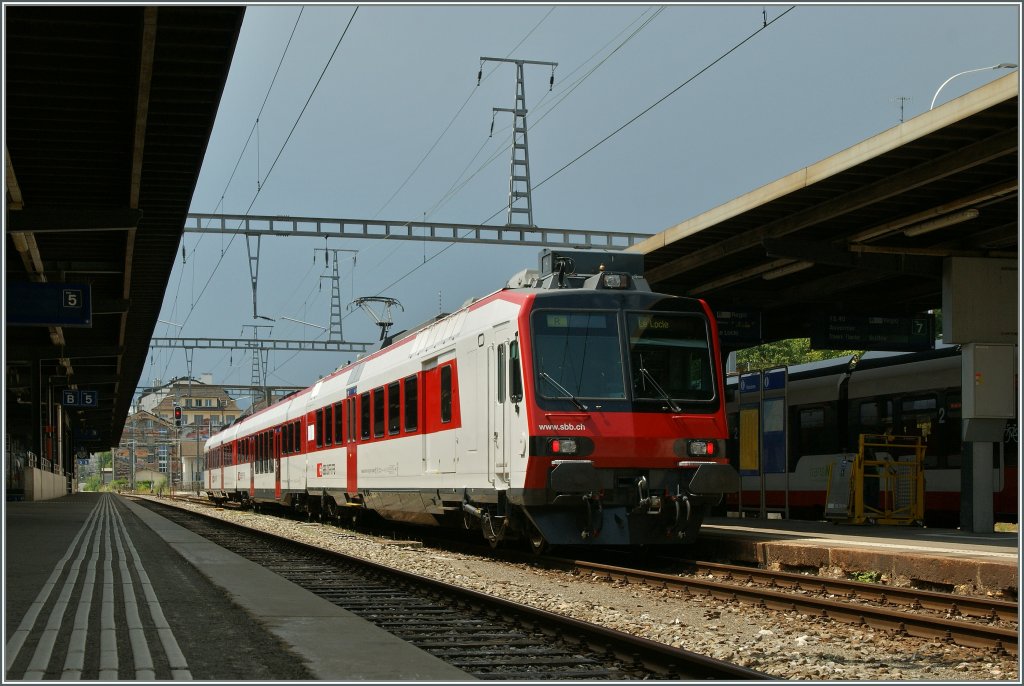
[929,63,1017,110]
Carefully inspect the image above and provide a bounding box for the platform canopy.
[5,6,246,449]
[632,73,1018,348]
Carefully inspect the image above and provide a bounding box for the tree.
[735,338,863,372]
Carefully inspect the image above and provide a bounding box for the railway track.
[138,497,768,680]
[163,494,1018,655]
[563,558,1018,655]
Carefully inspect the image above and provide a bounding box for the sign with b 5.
[61,390,99,408]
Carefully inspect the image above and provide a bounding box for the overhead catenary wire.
[156,6,359,384]
[367,6,796,299]
[163,6,792,387]
[157,6,305,383]
[415,6,666,227]
[370,6,557,222]
[532,6,797,193]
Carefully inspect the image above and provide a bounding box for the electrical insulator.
[477,68,482,85]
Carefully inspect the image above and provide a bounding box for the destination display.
[810,314,934,352]
[715,310,762,347]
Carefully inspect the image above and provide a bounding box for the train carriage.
[203,250,739,548]
[724,345,1018,525]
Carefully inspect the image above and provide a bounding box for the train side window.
[440,366,453,423]
[404,375,418,433]
[497,343,506,403]
[797,406,829,456]
[360,392,371,440]
[388,382,401,435]
[283,424,290,455]
[373,387,386,438]
[900,394,939,466]
[315,409,324,448]
[324,405,333,446]
[857,399,893,433]
[334,402,344,444]
[509,340,523,403]
[292,421,300,453]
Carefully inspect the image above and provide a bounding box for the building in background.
[123,377,242,488]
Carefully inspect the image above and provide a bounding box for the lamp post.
[929,63,1017,110]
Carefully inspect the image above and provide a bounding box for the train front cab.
[506,283,738,547]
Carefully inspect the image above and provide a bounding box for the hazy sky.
[148,2,1020,396]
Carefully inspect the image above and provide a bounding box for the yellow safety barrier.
[825,433,925,525]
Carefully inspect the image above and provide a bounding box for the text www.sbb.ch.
[537,423,587,431]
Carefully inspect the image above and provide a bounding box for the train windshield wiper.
[539,371,588,410]
[638,366,681,412]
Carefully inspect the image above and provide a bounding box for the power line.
[367,6,797,299]
[156,6,360,382]
[371,6,557,221]
[415,7,666,227]
[533,6,797,193]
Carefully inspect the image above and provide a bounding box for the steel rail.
[145,496,770,680]
[679,558,1019,622]
[567,559,1018,655]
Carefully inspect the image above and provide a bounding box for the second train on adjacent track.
[203,250,738,549]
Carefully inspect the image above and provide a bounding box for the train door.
[219,440,226,494]
[274,428,282,500]
[490,324,512,486]
[249,436,255,498]
[424,358,457,473]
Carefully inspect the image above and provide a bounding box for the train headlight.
[686,439,717,457]
[549,438,578,455]
[600,272,630,289]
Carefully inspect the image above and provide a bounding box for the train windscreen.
[532,311,626,399]
[626,312,715,402]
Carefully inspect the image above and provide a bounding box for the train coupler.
[632,475,664,515]
[664,494,693,539]
[580,493,604,540]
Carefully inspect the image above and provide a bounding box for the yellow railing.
[826,433,925,525]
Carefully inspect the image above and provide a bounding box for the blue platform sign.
[61,390,99,408]
[763,368,787,391]
[739,373,761,393]
[74,427,100,441]
[7,282,92,327]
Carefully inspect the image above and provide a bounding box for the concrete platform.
[692,516,1018,597]
[4,492,474,681]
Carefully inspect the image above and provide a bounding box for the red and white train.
[203,250,738,548]
[723,345,1019,526]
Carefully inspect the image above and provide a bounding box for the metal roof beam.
[149,337,373,353]
[5,207,142,233]
[763,238,942,277]
[183,213,648,250]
